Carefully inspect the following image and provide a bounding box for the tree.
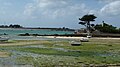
[94,22,120,34]
[9,24,23,28]
[79,14,97,36]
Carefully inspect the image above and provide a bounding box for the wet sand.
[44,36,120,39]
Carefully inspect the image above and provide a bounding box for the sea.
[0,28,74,40]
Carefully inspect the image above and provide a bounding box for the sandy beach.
[0,36,120,46]
[44,36,120,40]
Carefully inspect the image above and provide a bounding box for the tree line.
[0,24,23,28]
[94,22,120,34]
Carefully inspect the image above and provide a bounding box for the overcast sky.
[0,0,120,29]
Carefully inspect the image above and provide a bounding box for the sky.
[0,0,120,29]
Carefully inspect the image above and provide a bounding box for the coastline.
[0,27,75,31]
[18,33,120,38]
[44,36,120,39]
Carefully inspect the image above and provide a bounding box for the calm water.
[0,28,74,40]
[0,28,74,35]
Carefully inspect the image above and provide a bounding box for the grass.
[0,38,120,66]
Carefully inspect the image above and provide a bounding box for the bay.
[0,28,74,40]
[0,28,74,35]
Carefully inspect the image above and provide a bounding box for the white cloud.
[20,0,93,28]
[0,0,119,28]
[100,1,120,16]
[23,0,89,19]
[98,0,119,3]
[23,3,36,17]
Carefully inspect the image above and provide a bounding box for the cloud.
[2,0,119,28]
[23,0,89,20]
[100,1,120,16]
[21,0,93,28]
[98,0,119,3]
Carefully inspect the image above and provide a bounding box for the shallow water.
[0,28,74,35]
[0,64,33,67]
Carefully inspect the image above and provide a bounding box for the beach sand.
[45,36,120,39]
[0,36,120,46]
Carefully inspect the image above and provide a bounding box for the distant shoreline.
[44,36,120,39]
[1,28,120,38]
[0,27,75,31]
[18,33,120,38]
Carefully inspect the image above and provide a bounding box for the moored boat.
[0,37,9,41]
[71,41,81,46]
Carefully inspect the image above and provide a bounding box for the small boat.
[87,35,92,38]
[80,37,89,42]
[71,41,81,46]
[0,37,9,41]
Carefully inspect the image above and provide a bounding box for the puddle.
[24,45,46,48]
[53,48,68,52]
[0,64,33,67]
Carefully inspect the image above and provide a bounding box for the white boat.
[80,37,89,42]
[0,37,9,41]
[71,41,81,46]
